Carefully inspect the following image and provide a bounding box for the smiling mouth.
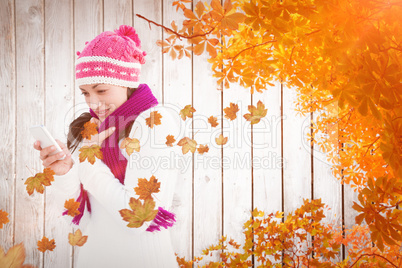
[97,108,110,116]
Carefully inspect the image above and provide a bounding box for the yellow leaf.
[243,100,267,124]
[79,144,103,164]
[68,229,88,247]
[120,137,140,156]
[177,137,198,154]
[215,134,228,145]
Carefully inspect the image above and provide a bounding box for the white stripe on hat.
[76,56,142,69]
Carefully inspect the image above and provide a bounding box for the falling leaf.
[64,199,81,217]
[197,144,209,154]
[42,168,55,186]
[180,105,196,121]
[37,237,56,253]
[0,210,9,229]
[145,111,163,128]
[119,197,158,228]
[25,174,45,196]
[208,116,219,127]
[79,145,103,164]
[224,103,239,120]
[166,135,176,147]
[68,229,88,247]
[134,175,161,200]
[177,137,197,154]
[243,100,267,124]
[81,121,98,140]
[215,134,228,145]
[0,243,35,268]
[120,137,140,156]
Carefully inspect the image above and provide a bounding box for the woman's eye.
[81,92,88,96]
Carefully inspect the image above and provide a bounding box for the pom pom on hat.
[114,25,141,48]
[75,25,146,88]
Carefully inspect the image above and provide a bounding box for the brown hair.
[67,87,137,154]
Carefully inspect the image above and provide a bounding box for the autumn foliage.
[139,0,402,265]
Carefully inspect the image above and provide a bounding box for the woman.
[33,25,182,267]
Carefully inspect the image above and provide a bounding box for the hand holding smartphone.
[30,124,66,161]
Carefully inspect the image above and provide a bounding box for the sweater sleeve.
[78,105,184,232]
[51,145,90,229]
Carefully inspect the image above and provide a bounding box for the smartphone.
[30,124,66,160]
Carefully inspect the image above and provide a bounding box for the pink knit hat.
[75,25,146,88]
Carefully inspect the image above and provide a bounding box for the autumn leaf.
[79,144,103,164]
[0,243,35,268]
[64,199,81,217]
[81,121,98,140]
[180,105,196,120]
[177,137,197,154]
[37,237,55,253]
[224,103,239,120]
[145,111,162,128]
[243,100,267,125]
[208,116,219,127]
[25,174,45,196]
[42,168,55,186]
[120,137,140,156]
[0,210,9,229]
[68,229,88,247]
[197,144,209,154]
[119,197,158,228]
[215,134,228,145]
[166,135,176,147]
[134,175,161,200]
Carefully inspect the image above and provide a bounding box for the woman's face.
[80,84,128,122]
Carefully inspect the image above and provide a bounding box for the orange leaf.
[134,175,161,200]
[120,137,140,156]
[177,137,198,154]
[145,111,163,128]
[215,134,228,145]
[68,229,88,247]
[0,243,35,268]
[64,199,81,217]
[243,100,267,124]
[79,144,103,164]
[0,210,9,229]
[197,144,209,154]
[166,135,176,147]
[81,121,98,140]
[208,116,219,127]
[180,105,196,120]
[119,197,158,228]
[224,103,239,120]
[37,237,55,253]
[42,168,55,186]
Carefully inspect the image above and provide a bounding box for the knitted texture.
[65,84,159,224]
[76,25,146,88]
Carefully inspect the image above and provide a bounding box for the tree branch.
[230,40,277,60]
[348,253,398,268]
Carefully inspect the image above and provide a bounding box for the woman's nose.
[88,98,104,110]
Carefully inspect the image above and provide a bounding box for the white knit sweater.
[52,104,186,268]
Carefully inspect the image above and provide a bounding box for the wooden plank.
[282,86,312,257]
[43,0,74,267]
[73,0,102,266]
[0,0,16,256]
[15,0,44,266]
[162,0,193,261]
[192,21,222,264]
[283,86,311,211]
[103,0,132,30]
[312,108,342,261]
[133,0,163,99]
[222,86,252,252]
[253,83,282,265]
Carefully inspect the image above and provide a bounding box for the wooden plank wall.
[0,0,357,267]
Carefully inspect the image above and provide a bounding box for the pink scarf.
[64,84,158,224]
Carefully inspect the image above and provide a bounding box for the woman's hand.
[33,139,74,176]
[82,117,116,147]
